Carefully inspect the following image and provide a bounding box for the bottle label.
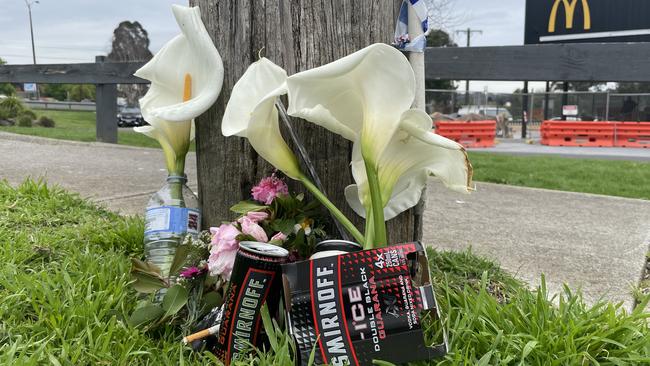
[145,206,201,235]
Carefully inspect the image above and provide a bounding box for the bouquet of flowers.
[129,174,326,331]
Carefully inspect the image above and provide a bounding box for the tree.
[66,84,95,102]
[189,0,421,244]
[41,84,67,101]
[108,21,153,106]
[0,58,16,96]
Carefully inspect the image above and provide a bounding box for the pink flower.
[208,247,238,281]
[179,266,205,279]
[270,232,287,243]
[241,211,269,223]
[208,224,241,280]
[210,224,240,249]
[251,174,289,204]
[239,216,269,242]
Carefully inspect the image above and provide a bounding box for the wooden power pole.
[190,0,421,244]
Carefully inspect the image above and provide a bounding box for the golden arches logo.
[548,0,591,33]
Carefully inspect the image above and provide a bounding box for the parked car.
[457,105,513,122]
[117,106,145,127]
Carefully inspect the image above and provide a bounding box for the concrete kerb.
[0,131,161,152]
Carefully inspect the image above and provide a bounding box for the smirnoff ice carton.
[281,242,447,366]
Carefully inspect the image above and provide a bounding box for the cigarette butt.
[182,324,220,345]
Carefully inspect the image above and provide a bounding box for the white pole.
[407,4,425,111]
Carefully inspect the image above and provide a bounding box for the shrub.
[0,96,24,118]
[0,83,15,96]
[19,109,37,120]
[17,115,32,127]
[37,116,56,128]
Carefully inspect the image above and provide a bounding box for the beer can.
[310,239,362,259]
[213,241,289,365]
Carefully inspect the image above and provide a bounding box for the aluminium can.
[213,241,289,365]
[310,239,362,260]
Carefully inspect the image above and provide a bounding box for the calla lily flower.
[286,43,414,166]
[134,5,223,175]
[221,58,301,179]
[284,43,471,234]
[345,109,473,220]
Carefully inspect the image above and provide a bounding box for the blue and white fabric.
[394,0,431,52]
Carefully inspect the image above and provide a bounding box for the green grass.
[1,180,648,365]
[469,152,650,200]
[0,110,170,149]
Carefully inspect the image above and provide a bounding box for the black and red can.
[213,241,289,365]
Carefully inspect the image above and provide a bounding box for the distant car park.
[117,106,146,127]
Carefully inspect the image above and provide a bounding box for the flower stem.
[364,208,375,249]
[298,174,365,245]
[364,161,387,248]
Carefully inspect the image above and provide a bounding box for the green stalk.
[364,209,375,249]
[169,156,187,206]
[364,161,387,247]
[298,174,365,245]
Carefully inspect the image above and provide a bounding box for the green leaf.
[129,305,165,327]
[131,258,162,276]
[169,244,190,276]
[201,291,223,313]
[477,351,493,366]
[131,271,168,293]
[270,218,296,234]
[161,285,189,318]
[230,201,268,214]
[520,340,538,363]
[260,304,277,352]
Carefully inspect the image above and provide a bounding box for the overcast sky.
[0,0,534,92]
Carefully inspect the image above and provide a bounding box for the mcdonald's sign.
[525,0,650,44]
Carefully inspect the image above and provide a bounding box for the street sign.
[525,0,650,44]
[563,105,579,116]
[24,83,37,93]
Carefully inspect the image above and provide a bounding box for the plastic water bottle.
[143,175,200,293]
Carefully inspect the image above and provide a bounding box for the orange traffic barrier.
[541,121,615,147]
[614,122,650,148]
[434,120,496,148]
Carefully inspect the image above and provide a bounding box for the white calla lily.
[222,58,365,244]
[221,58,300,179]
[284,43,471,245]
[345,109,473,220]
[286,43,414,165]
[134,4,223,175]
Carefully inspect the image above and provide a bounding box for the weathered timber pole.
[190,0,421,244]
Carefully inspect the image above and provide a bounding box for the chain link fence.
[426,89,650,138]
[428,89,650,128]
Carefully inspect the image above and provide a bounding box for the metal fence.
[426,89,650,124]
[24,100,96,111]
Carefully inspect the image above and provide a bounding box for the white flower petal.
[135,5,223,123]
[222,58,287,137]
[133,5,221,175]
[245,85,301,179]
[345,170,428,220]
[347,109,473,218]
[134,125,178,173]
[286,43,415,162]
